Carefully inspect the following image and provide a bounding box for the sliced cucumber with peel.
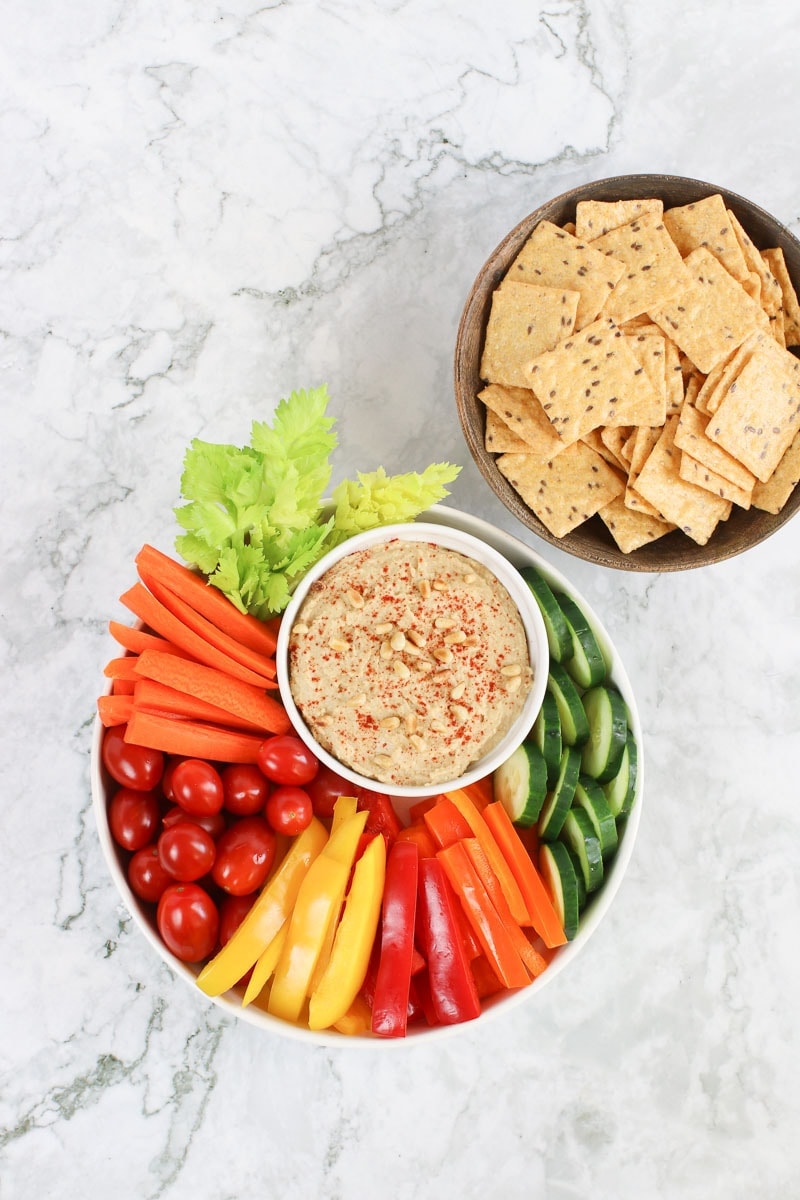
[494,740,548,827]
[555,591,607,689]
[580,685,628,783]
[602,729,638,819]
[538,744,581,841]
[529,690,562,787]
[548,662,590,747]
[519,565,572,663]
[539,841,580,941]
[572,775,618,860]
[559,807,603,894]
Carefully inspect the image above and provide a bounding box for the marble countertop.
[3,1,800,1196]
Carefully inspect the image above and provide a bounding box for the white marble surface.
[3,1,800,1196]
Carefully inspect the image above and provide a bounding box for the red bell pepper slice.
[394,820,438,859]
[371,841,420,1038]
[415,857,481,1026]
[357,790,403,846]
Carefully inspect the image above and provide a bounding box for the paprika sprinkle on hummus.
[287,539,533,787]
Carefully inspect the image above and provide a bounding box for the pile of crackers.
[478,194,800,551]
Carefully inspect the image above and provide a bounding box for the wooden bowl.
[454,173,800,571]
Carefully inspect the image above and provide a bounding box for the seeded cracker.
[506,221,626,331]
[648,247,766,374]
[673,401,758,491]
[762,247,800,347]
[704,337,800,481]
[480,282,580,388]
[625,330,668,418]
[695,332,766,415]
[633,416,732,544]
[525,316,663,446]
[484,407,533,454]
[478,383,566,459]
[588,210,691,324]
[574,198,663,241]
[496,442,625,539]
[662,194,750,283]
[751,429,800,513]
[726,209,783,318]
[678,452,753,508]
[599,495,675,553]
[624,426,664,518]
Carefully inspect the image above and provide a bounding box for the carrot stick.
[135,544,278,657]
[97,694,134,726]
[134,649,290,734]
[132,678,269,733]
[108,620,192,659]
[482,802,567,949]
[124,710,266,763]
[119,582,274,689]
[111,678,136,696]
[444,789,531,927]
[103,656,142,681]
[461,837,547,979]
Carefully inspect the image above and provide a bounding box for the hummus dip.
[287,539,533,788]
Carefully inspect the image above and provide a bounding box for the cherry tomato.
[157,883,219,962]
[158,822,216,882]
[108,787,161,851]
[102,725,164,791]
[211,816,277,896]
[170,758,225,817]
[221,763,270,816]
[162,804,226,840]
[218,892,257,947]
[128,844,173,904]
[161,756,188,803]
[304,763,356,820]
[257,735,319,786]
[265,785,314,836]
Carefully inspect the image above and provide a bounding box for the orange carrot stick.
[97,694,134,726]
[124,710,266,763]
[108,620,192,659]
[111,678,137,696]
[134,649,289,734]
[462,837,547,979]
[103,656,142,681]
[135,544,278,657]
[482,802,567,949]
[119,582,274,689]
[444,788,531,927]
[132,678,268,733]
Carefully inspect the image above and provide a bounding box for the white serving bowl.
[91,506,644,1045]
[275,521,550,816]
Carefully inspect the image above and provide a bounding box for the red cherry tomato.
[108,787,161,851]
[218,893,257,947]
[211,816,277,896]
[162,804,227,840]
[304,763,357,819]
[128,844,173,904]
[161,756,188,803]
[257,735,319,786]
[157,883,219,962]
[158,822,216,882]
[102,725,164,791]
[265,785,314,836]
[170,758,225,817]
[221,763,270,816]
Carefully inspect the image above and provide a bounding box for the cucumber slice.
[538,745,581,842]
[580,685,628,782]
[565,845,587,910]
[494,741,548,827]
[519,565,572,663]
[572,776,618,860]
[529,690,562,787]
[548,662,590,747]
[602,729,639,819]
[555,591,607,689]
[539,842,580,941]
[559,808,603,893]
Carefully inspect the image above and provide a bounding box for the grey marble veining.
[2,1,800,1197]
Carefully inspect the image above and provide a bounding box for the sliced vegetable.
[108,620,191,659]
[537,744,581,842]
[481,801,567,949]
[538,841,580,941]
[371,840,420,1038]
[580,684,628,783]
[493,740,548,827]
[559,808,603,894]
[124,711,267,764]
[444,788,530,927]
[97,694,134,727]
[415,857,481,1026]
[555,591,607,689]
[519,564,572,663]
[461,838,547,979]
[547,662,590,747]
[572,776,618,859]
[529,690,562,787]
[133,677,267,733]
[241,923,288,1006]
[423,796,474,849]
[602,729,638,819]
[134,649,289,734]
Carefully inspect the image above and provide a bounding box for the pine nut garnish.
[416,660,434,673]
[328,636,348,652]
[316,713,333,727]
[431,578,448,592]
[418,579,432,598]
[373,754,395,771]
[379,640,394,660]
[375,622,393,636]
[392,659,411,679]
[346,588,365,609]
[404,712,418,734]
[500,663,522,677]
[379,715,401,731]
[346,692,367,708]
[444,629,467,645]
[409,734,427,753]
[404,642,422,657]
[434,617,457,630]
[292,622,309,636]
[390,630,406,652]
[406,629,427,647]
[504,674,523,693]
[433,647,453,665]
[463,573,478,584]
[450,681,466,700]
[450,703,469,723]
[430,719,447,734]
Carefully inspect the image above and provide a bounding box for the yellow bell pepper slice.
[241,922,288,1007]
[267,810,367,1023]
[330,794,359,833]
[308,832,387,1031]
[195,817,328,998]
[333,993,373,1036]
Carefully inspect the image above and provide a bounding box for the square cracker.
[588,209,692,324]
[678,451,753,509]
[625,330,668,417]
[478,383,566,459]
[496,442,625,539]
[704,337,800,481]
[674,401,757,491]
[751,429,800,513]
[726,209,783,318]
[598,495,675,553]
[662,194,749,283]
[695,331,767,416]
[525,316,664,445]
[506,221,625,330]
[575,198,663,241]
[648,247,766,374]
[634,415,732,544]
[762,247,800,347]
[480,282,579,388]
[484,407,533,454]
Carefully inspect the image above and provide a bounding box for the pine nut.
[390,630,406,652]
[500,663,522,677]
[444,629,467,645]
[433,647,453,665]
[380,716,401,731]
[346,588,365,609]
[450,681,466,700]
[393,659,411,679]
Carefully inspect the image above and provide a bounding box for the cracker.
[751,429,800,513]
[496,442,625,539]
[506,221,626,331]
[525,316,664,445]
[600,425,635,468]
[662,194,749,282]
[678,450,753,508]
[673,401,758,491]
[625,330,668,418]
[581,428,628,472]
[588,210,692,324]
[762,247,800,347]
[695,332,766,416]
[623,422,668,519]
[484,407,533,454]
[480,282,580,388]
[726,209,783,317]
[633,415,732,544]
[704,337,800,481]
[648,247,766,374]
[599,494,675,552]
[574,198,663,241]
[478,383,566,459]
[664,336,685,414]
